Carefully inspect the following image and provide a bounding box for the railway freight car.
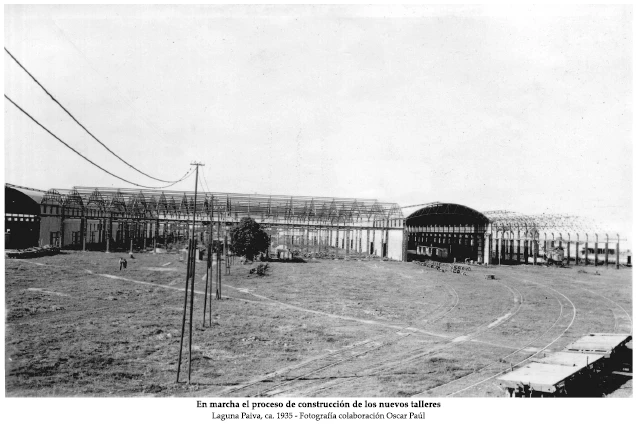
[497,334,631,397]
[564,333,632,373]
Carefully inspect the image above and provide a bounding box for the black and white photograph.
[2,2,637,423]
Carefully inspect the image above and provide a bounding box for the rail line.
[445,277,577,396]
[298,282,526,397]
[248,269,504,397]
[262,280,523,397]
[363,263,461,325]
[220,268,462,396]
[564,277,632,334]
[420,282,460,325]
[12,258,620,397]
[411,283,565,396]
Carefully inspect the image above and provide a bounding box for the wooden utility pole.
[225,232,230,275]
[216,218,222,299]
[203,221,211,328]
[177,162,203,384]
[209,219,214,323]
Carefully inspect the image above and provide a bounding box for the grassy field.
[4,251,632,397]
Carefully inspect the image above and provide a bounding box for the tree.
[229,217,270,261]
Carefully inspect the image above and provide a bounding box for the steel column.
[105,215,112,253]
[81,210,86,251]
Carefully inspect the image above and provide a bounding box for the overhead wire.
[4,94,193,189]
[201,169,212,194]
[198,173,208,195]
[47,22,177,159]
[4,47,183,184]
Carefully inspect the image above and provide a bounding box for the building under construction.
[405,203,627,266]
[5,184,629,267]
[33,186,405,259]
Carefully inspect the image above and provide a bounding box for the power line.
[48,22,176,158]
[198,173,207,194]
[4,94,193,189]
[4,47,181,184]
[199,170,211,194]
[202,169,212,194]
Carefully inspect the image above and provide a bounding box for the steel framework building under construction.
[7,183,628,266]
[37,186,405,258]
[484,210,626,266]
[404,202,627,267]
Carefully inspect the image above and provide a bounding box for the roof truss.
[39,187,404,224]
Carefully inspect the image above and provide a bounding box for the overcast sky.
[3,5,632,234]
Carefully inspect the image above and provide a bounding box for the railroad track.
[16,257,617,398]
[411,283,566,396]
[262,280,524,397]
[562,277,632,335]
[220,270,463,397]
[437,275,578,396]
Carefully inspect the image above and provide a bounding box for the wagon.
[498,333,632,397]
[498,362,589,397]
[564,333,632,372]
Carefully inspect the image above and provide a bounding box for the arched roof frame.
[405,202,489,227]
[5,186,42,216]
[484,210,617,241]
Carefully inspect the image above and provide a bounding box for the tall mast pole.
[187,162,203,383]
[177,161,204,384]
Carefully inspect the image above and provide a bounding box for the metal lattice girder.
[147,195,158,214]
[166,195,179,216]
[128,191,148,216]
[178,194,190,216]
[41,189,64,206]
[64,189,84,209]
[87,188,107,209]
[484,211,618,241]
[42,187,404,224]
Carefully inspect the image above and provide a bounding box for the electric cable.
[5,47,183,184]
[5,94,193,189]
[199,171,212,195]
[201,170,212,194]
